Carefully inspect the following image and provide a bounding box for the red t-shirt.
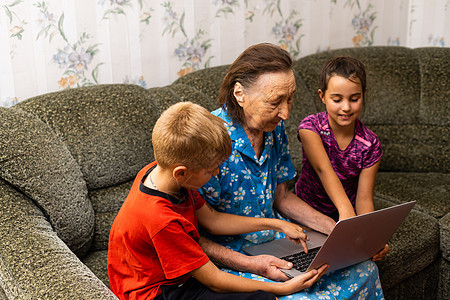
[108,162,209,299]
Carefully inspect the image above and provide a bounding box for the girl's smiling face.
[319,75,363,130]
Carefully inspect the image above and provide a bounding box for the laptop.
[244,201,416,278]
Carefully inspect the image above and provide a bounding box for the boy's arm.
[196,202,308,249]
[190,259,328,295]
[299,129,355,220]
[354,160,380,215]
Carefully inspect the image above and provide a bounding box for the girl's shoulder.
[299,111,329,132]
[354,119,380,147]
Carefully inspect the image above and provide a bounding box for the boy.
[107,102,328,300]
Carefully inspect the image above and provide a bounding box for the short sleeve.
[190,189,206,210]
[199,174,222,206]
[153,221,209,279]
[362,136,383,169]
[275,123,296,184]
[298,114,321,135]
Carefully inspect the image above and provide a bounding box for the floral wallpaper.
[0,0,448,107]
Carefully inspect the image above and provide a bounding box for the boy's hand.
[278,264,329,295]
[280,221,309,253]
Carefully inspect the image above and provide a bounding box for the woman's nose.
[278,101,290,120]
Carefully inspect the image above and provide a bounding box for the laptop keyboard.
[280,247,321,272]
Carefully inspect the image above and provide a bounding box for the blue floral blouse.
[200,107,296,252]
[200,108,385,300]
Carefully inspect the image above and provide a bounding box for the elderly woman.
[200,43,385,299]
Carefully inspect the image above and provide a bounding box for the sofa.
[0,46,448,299]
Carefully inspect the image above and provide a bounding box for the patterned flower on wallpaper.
[163,1,213,77]
[345,0,377,47]
[264,0,303,59]
[98,0,153,23]
[387,37,401,46]
[3,0,26,41]
[34,2,103,89]
[214,0,239,18]
[212,0,304,59]
[428,35,445,47]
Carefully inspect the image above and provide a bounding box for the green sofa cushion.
[88,181,133,251]
[370,125,449,173]
[375,172,450,218]
[0,108,94,257]
[374,198,440,290]
[16,84,157,190]
[414,47,450,126]
[0,180,115,299]
[173,65,228,103]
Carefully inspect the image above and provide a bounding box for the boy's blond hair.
[152,101,232,171]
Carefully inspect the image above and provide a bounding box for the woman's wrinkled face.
[234,70,296,133]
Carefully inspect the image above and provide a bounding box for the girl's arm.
[190,260,328,295]
[354,160,390,261]
[196,202,308,251]
[299,129,355,220]
[273,182,336,235]
[354,160,380,215]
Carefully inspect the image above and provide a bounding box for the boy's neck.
[144,165,183,198]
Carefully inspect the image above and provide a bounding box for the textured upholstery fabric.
[375,172,450,218]
[89,181,132,251]
[440,213,450,260]
[0,179,116,299]
[0,107,93,257]
[374,198,440,288]
[16,84,157,190]
[413,47,450,126]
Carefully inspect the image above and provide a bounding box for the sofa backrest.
[292,46,449,173]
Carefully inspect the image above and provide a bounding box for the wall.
[0,0,448,107]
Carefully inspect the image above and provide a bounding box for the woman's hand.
[372,244,390,261]
[249,254,294,281]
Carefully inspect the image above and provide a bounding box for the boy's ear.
[233,82,245,107]
[173,166,188,181]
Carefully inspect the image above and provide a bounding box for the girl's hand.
[280,221,309,253]
[277,264,329,295]
[338,209,356,221]
[372,244,390,261]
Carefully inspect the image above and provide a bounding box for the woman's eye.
[268,102,279,108]
[351,98,360,102]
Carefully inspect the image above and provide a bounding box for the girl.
[295,56,381,222]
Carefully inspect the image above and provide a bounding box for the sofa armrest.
[0,180,117,300]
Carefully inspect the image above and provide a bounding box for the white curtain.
[1,0,448,107]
